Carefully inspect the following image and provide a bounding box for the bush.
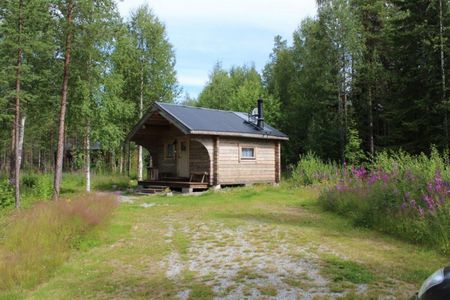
[21,173,53,201]
[318,149,450,253]
[291,152,340,186]
[0,193,117,290]
[0,180,14,208]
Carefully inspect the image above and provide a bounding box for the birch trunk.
[13,0,24,208]
[137,66,144,181]
[18,116,25,169]
[119,145,123,174]
[53,0,73,200]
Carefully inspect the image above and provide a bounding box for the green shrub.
[0,181,14,208]
[291,152,340,186]
[21,173,53,201]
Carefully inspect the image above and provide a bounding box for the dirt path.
[161,220,349,300]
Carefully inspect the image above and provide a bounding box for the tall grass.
[0,193,117,290]
[0,172,130,210]
[315,148,450,253]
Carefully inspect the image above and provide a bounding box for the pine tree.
[0,0,54,206]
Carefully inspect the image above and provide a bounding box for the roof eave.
[189,130,289,141]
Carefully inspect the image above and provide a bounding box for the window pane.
[167,144,175,159]
[242,147,254,158]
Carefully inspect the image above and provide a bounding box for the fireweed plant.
[313,149,450,253]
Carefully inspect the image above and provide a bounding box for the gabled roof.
[126,102,289,141]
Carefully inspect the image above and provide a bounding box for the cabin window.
[165,143,176,160]
[241,147,255,159]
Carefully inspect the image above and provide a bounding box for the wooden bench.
[189,172,208,183]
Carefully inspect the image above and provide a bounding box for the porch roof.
[126,102,289,142]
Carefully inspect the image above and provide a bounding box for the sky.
[116,0,318,99]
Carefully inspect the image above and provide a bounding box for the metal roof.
[127,102,289,141]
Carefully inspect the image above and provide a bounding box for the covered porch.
[128,109,216,192]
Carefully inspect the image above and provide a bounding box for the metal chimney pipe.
[257,98,264,128]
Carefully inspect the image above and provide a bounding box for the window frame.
[240,146,256,160]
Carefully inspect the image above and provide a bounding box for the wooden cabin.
[125,99,288,192]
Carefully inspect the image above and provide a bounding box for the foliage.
[0,193,117,290]
[0,180,14,208]
[291,152,340,185]
[344,125,366,165]
[319,149,450,253]
[197,63,281,126]
[21,173,52,200]
[260,0,450,163]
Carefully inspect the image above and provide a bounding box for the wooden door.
[177,138,189,177]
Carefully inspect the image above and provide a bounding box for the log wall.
[218,137,276,184]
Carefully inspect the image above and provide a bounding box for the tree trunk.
[111,150,116,173]
[53,0,73,200]
[137,66,144,181]
[10,109,16,185]
[18,116,26,169]
[368,86,374,156]
[85,122,91,192]
[439,0,448,149]
[128,144,131,177]
[119,145,123,174]
[338,90,344,163]
[38,148,41,171]
[13,0,24,208]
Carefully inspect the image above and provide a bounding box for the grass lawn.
[4,184,448,299]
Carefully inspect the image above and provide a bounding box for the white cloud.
[118,0,316,33]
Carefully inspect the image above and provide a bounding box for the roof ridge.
[157,101,245,115]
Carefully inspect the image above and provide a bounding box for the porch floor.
[138,180,209,190]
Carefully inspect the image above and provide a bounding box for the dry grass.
[0,193,117,291]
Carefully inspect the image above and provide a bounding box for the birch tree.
[115,5,178,180]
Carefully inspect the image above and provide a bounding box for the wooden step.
[141,185,167,189]
[138,185,169,194]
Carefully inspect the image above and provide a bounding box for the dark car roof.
[156,102,288,140]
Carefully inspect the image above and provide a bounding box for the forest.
[0,0,450,205]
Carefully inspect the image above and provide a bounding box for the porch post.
[213,136,219,187]
[275,141,281,184]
